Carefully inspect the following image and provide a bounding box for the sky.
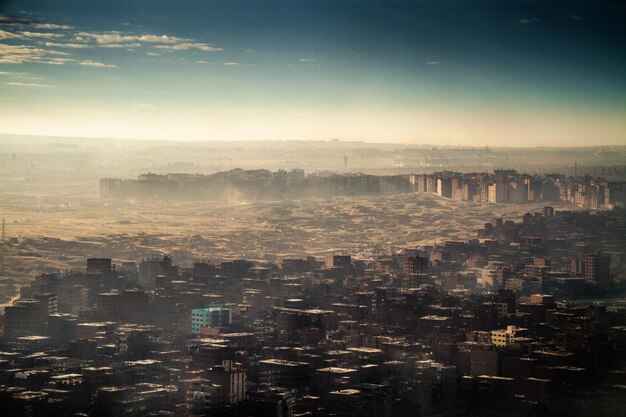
[0,0,625,146]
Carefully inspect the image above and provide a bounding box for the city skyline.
[1,0,625,145]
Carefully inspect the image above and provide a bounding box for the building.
[325,255,352,269]
[405,255,429,275]
[490,325,528,348]
[32,293,58,323]
[437,178,453,199]
[258,359,310,390]
[191,307,232,335]
[86,258,113,275]
[206,360,246,404]
[138,255,178,289]
[185,379,227,414]
[239,388,295,417]
[584,253,611,284]
[3,300,42,339]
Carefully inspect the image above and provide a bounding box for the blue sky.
[1,0,625,145]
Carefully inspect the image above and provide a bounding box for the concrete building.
[191,307,232,335]
[404,255,429,275]
[325,255,352,269]
[206,360,246,404]
[491,325,527,348]
[584,253,611,284]
[258,359,310,390]
[3,300,42,339]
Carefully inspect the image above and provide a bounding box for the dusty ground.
[0,191,574,306]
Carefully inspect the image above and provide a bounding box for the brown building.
[584,253,611,284]
[258,359,310,390]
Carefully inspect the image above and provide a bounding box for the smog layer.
[1,135,624,304]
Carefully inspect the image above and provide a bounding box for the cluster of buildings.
[100,169,621,208]
[1,207,625,416]
[410,170,613,208]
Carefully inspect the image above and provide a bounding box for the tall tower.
[584,253,610,284]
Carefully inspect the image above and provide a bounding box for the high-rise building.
[584,253,611,284]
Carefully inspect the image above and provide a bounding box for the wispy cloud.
[0,14,71,29]
[155,42,221,52]
[0,29,19,40]
[4,81,55,88]
[0,14,32,25]
[1,23,223,69]
[223,62,240,66]
[0,71,27,76]
[79,60,117,68]
[518,17,539,24]
[0,43,70,64]
[44,57,75,65]
[44,41,88,49]
[299,57,316,62]
[426,61,440,65]
[196,60,210,64]
[19,31,65,39]
[32,23,73,30]
[77,32,183,44]
[76,31,222,52]
[99,42,141,48]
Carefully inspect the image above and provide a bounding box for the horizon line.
[1,132,625,150]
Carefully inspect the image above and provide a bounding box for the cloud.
[299,58,316,62]
[426,61,440,65]
[44,41,88,49]
[0,14,32,25]
[196,60,210,64]
[32,23,73,30]
[0,71,27,76]
[0,15,72,30]
[223,62,240,66]
[99,42,141,48]
[4,81,55,88]
[78,31,209,45]
[0,43,70,64]
[155,42,221,52]
[19,31,65,39]
[1,25,222,68]
[43,57,75,65]
[79,60,118,68]
[0,30,20,40]
[2,30,66,40]
[518,17,539,24]
[76,31,222,52]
